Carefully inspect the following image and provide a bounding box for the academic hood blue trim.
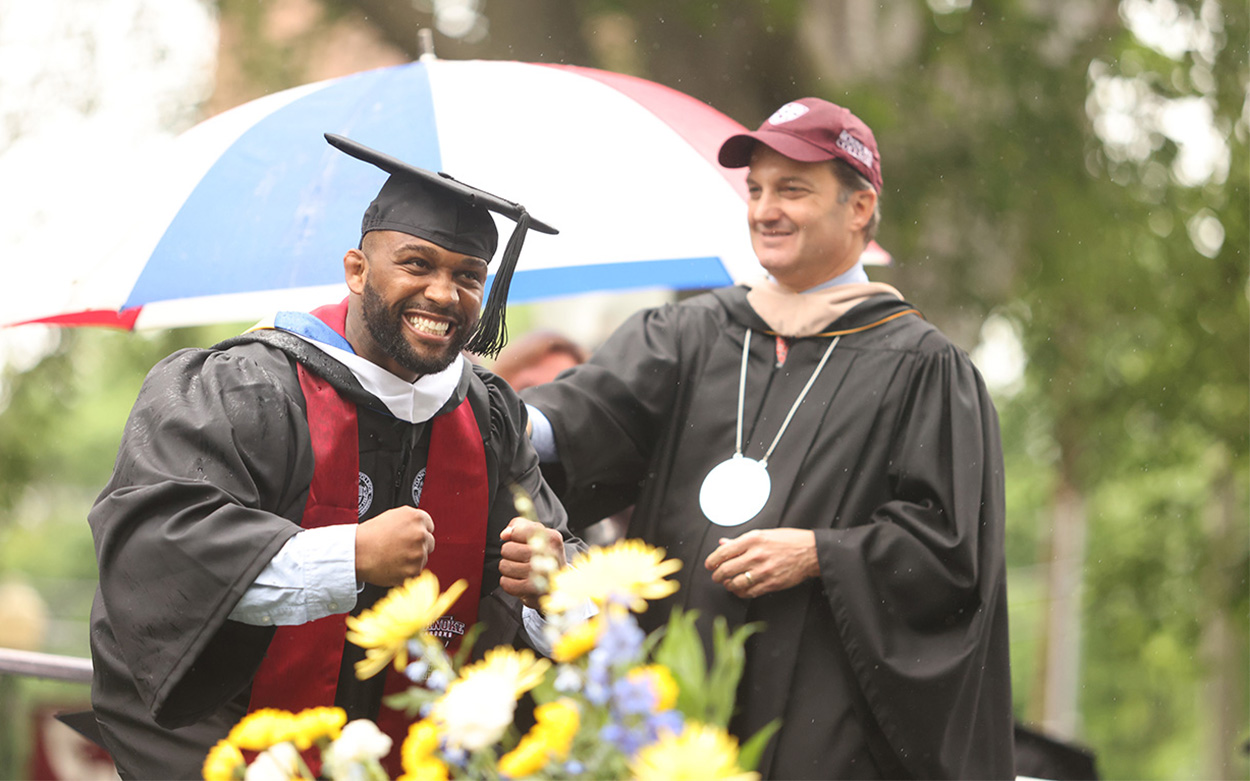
[272,311,355,354]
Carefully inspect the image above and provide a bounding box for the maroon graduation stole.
[246,302,489,771]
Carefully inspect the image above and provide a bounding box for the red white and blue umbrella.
[8,58,889,330]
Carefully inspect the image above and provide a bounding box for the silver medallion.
[699,329,839,529]
[699,454,771,527]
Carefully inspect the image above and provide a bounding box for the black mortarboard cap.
[325,133,557,358]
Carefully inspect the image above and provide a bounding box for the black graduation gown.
[88,334,575,779]
[523,287,1015,779]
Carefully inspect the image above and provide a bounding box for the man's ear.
[344,248,367,294]
[849,189,877,233]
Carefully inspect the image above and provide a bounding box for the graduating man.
[88,134,581,779]
[522,99,1015,779]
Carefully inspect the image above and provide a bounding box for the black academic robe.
[523,287,1015,779]
[88,333,575,779]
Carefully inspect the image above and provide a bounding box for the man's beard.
[361,279,474,377]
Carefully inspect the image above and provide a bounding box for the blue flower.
[596,611,645,664]
[584,649,613,705]
[584,674,611,706]
[611,676,654,716]
[645,709,684,740]
[405,659,430,684]
[426,668,451,692]
[600,722,646,756]
[442,745,467,767]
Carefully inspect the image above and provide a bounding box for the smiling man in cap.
[87,135,581,779]
[522,98,1015,778]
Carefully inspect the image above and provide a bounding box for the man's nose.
[423,271,459,306]
[751,190,782,222]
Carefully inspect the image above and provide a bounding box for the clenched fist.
[498,518,567,610]
[354,507,436,587]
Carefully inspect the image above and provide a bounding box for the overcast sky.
[0,0,217,371]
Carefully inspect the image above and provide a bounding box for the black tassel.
[464,209,530,359]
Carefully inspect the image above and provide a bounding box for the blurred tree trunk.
[1034,472,1086,738]
[210,0,409,113]
[346,0,596,65]
[333,0,818,128]
[1202,458,1247,779]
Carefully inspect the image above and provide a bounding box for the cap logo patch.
[767,102,810,125]
[836,130,874,168]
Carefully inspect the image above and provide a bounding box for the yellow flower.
[498,738,550,778]
[432,648,551,751]
[630,722,759,781]
[542,539,681,615]
[401,719,441,771]
[202,739,244,781]
[628,664,679,711]
[345,572,468,679]
[289,706,347,749]
[551,613,604,663]
[397,757,449,781]
[456,647,552,697]
[497,699,580,778]
[226,708,298,751]
[397,719,447,779]
[532,699,580,757]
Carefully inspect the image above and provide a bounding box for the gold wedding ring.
[743,571,754,587]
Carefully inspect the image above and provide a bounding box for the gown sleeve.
[90,345,314,726]
[813,340,1013,777]
[519,303,686,519]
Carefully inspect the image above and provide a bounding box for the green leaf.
[736,718,781,773]
[453,622,488,671]
[650,608,710,720]
[383,685,441,717]
[527,661,563,707]
[704,617,763,727]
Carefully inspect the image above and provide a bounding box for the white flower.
[322,719,393,778]
[554,664,584,693]
[244,742,302,781]
[429,648,548,753]
[431,670,518,751]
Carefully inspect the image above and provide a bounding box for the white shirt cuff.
[229,524,358,626]
[521,600,599,658]
[526,404,559,463]
[521,605,553,656]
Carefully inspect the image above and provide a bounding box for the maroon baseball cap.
[718,98,883,192]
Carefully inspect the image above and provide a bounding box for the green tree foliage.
[856,2,1246,776]
[0,324,247,588]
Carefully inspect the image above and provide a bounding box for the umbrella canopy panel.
[125,61,753,329]
[10,59,888,330]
